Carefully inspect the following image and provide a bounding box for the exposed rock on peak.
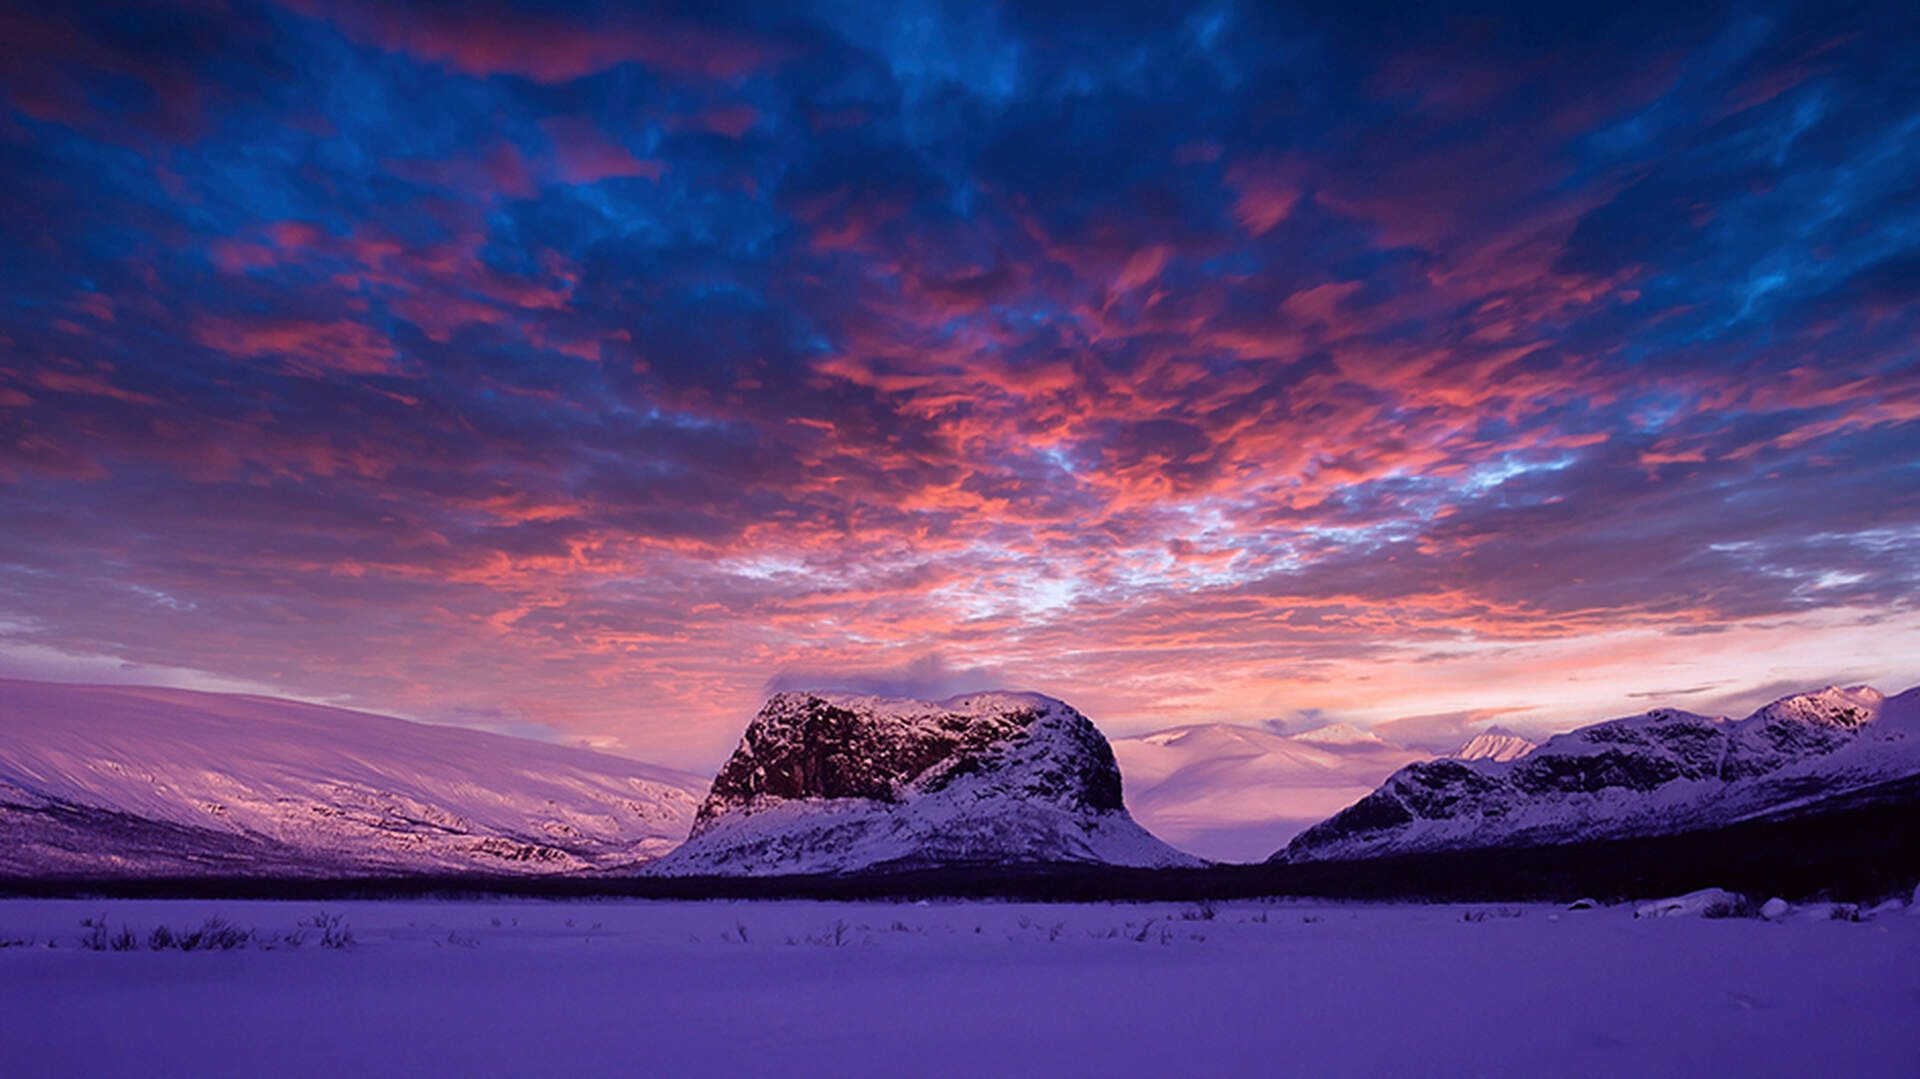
[652,691,1199,876]
[693,691,1122,825]
[1274,683,1919,865]
[1749,685,1883,729]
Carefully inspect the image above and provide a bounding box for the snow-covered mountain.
[1110,722,1430,862]
[0,679,707,877]
[1275,685,1920,864]
[1452,728,1536,762]
[1290,722,1389,746]
[649,691,1202,876]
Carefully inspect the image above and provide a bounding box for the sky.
[1,0,1917,769]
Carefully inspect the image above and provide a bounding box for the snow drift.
[649,691,1201,875]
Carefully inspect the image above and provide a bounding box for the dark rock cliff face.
[692,691,1124,833]
[1276,686,1912,864]
[651,691,1198,876]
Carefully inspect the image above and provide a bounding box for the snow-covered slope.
[1110,723,1430,862]
[1452,729,1537,762]
[1276,685,1920,864]
[0,679,706,876]
[649,691,1202,876]
[1290,722,1390,747]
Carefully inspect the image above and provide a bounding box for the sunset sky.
[2,0,1917,769]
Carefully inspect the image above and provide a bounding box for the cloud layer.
[2,0,1917,767]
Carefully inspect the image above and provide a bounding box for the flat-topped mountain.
[1275,685,1920,865]
[649,690,1201,876]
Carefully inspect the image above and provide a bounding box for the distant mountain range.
[1274,685,1920,865]
[4,675,1913,889]
[1109,722,1433,862]
[0,679,706,877]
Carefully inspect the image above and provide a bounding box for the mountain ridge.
[1274,684,1920,864]
[0,678,707,877]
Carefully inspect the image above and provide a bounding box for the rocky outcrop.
[1275,685,1920,864]
[650,691,1201,876]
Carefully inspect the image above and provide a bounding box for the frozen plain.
[3,897,1917,1079]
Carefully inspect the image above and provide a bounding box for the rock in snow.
[649,691,1202,876]
[1760,897,1792,920]
[1799,902,1862,922]
[0,679,707,876]
[1635,888,1745,919]
[1275,685,1920,864]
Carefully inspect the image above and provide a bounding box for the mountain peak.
[1291,722,1387,746]
[1452,729,1537,762]
[1277,681,1918,866]
[1746,685,1884,729]
[652,690,1200,876]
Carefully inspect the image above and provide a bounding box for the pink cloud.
[541,118,663,185]
[193,316,405,378]
[1226,159,1302,235]
[667,105,762,139]
[291,2,782,83]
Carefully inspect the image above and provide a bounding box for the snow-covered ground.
[3,896,1915,1078]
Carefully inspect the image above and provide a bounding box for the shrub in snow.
[79,916,109,951]
[302,912,353,949]
[1461,907,1524,922]
[176,917,249,951]
[79,917,139,952]
[1633,888,1746,919]
[1799,902,1861,922]
[1760,898,1792,920]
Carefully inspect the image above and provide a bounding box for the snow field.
[2,896,1915,1078]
